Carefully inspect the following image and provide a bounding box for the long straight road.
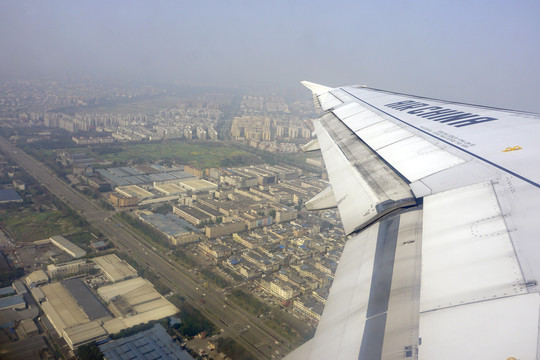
[0,136,292,358]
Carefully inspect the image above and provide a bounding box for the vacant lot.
[0,207,80,242]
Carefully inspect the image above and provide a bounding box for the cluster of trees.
[91,145,122,155]
[77,342,103,360]
[197,217,222,228]
[173,249,197,267]
[114,252,170,295]
[230,289,269,316]
[265,310,315,345]
[220,154,256,167]
[109,320,163,340]
[216,337,256,360]
[80,187,100,200]
[22,147,70,180]
[0,267,24,288]
[154,203,172,215]
[99,200,115,211]
[17,130,75,150]
[200,268,229,288]
[172,302,216,337]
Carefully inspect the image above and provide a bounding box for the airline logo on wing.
[385,100,498,128]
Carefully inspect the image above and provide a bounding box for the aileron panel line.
[342,109,384,132]
[318,91,342,111]
[421,181,526,312]
[418,293,540,360]
[377,136,465,182]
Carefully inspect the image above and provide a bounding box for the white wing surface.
[286,82,540,360]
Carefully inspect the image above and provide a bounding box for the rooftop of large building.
[115,185,154,200]
[138,212,191,238]
[93,254,137,283]
[99,323,194,360]
[0,189,23,203]
[0,294,25,310]
[97,277,179,334]
[179,178,218,192]
[41,282,90,330]
[50,235,86,258]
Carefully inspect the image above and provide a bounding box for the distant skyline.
[1,1,539,111]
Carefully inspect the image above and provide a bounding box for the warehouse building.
[47,259,95,279]
[0,189,23,204]
[98,277,179,334]
[16,319,39,339]
[93,254,137,283]
[30,287,45,302]
[0,294,26,311]
[115,185,154,200]
[63,321,107,350]
[154,183,186,196]
[99,323,194,360]
[50,236,86,258]
[178,179,218,193]
[137,212,198,246]
[108,193,139,207]
[173,205,211,226]
[0,286,15,297]
[39,263,177,349]
[25,270,49,288]
[40,282,108,349]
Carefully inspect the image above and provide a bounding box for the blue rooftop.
[0,190,22,203]
[0,287,15,296]
[0,294,24,310]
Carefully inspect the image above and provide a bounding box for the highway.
[0,136,292,359]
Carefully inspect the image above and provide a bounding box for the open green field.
[76,95,185,115]
[100,141,260,168]
[0,207,80,242]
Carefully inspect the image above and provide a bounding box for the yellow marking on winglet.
[503,146,523,152]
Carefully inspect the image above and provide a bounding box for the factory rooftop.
[93,254,137,283]
[50,235,86,258]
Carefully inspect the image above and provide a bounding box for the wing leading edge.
[286,82,540,359]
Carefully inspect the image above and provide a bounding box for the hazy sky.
[1,1,539,111]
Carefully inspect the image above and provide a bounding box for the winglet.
[300,81,332,96]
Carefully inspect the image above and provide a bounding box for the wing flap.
[309,223,379,359]
[314,112,414,234]
[305,185,337,211]
[298,210,423,360]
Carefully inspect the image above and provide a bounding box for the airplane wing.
[286,81,540,360]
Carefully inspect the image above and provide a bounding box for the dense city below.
[0,78,340,360]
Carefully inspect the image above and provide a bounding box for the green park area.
[99,141,260,168]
